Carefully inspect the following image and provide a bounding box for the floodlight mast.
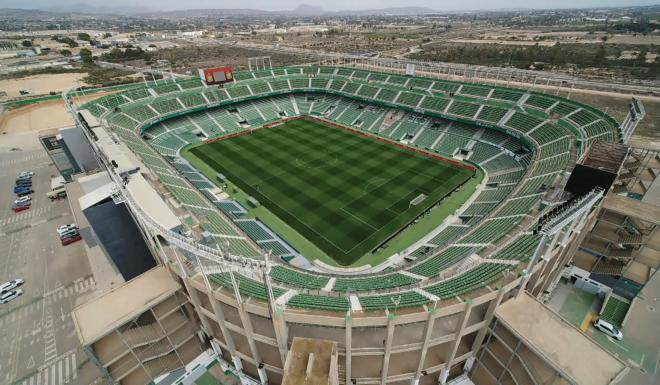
[620,98,646,144]
[517,188,605,297]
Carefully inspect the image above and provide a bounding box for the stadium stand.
[79,64,622,312]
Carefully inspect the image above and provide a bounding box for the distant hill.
[0,3,439,18]
[293,4,326,16]
[340,7,440,16]
[43,3,151,15]
[145,5,439,18]
[149,5,439,18]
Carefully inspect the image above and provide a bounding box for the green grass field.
[185,118,474,265]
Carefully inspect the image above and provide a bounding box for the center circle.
[295,149,338,169]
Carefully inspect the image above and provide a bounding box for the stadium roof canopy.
[127,173,183,232]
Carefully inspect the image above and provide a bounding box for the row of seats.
[333,273,419,292]
[78,65,623,312]
[84,69,616,154]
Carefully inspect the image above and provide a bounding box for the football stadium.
[67,63,637,385]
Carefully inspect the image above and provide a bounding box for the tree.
[79,48,93,65]
[77,32,91,41]
[22,40,32,47]
[638,48,648,62]
[595,45,606,64]
[60,49,72,57]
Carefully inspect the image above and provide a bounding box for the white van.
[594,319,623,340]
[47,187,67,200]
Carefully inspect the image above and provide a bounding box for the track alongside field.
[186,118,474,265]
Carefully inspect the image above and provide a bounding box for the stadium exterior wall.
[157,241,563,385]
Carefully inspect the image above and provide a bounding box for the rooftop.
[603,193,660,224]
[495,293,628,385]
[72,266,180,346]
[581,141,629,174]
[126,173,182,231]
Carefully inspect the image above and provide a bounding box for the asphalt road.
[0,149,103,385]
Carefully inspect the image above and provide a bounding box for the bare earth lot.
[0,93,109,152]
[0,73,87,101]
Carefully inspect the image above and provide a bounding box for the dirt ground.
[0,92,109,151]
[559,91,660,145]
[0,99,73,134]
[449,39,557,46]
[0,73,88,101]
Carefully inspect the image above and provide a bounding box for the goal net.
[410,193,427,206]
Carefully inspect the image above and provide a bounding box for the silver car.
[0,278,24,294]
[0,288,23,304]
[56,224,79,235]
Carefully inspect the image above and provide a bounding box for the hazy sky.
[4,0,660,12]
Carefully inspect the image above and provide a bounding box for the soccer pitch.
[185,118,475,265]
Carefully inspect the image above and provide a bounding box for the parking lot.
[0,149,102,385]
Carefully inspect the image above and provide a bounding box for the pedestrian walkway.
[21,351,78,385]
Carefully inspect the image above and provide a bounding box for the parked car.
[12,205,30,212]
[594,319,623,340]
[0,278,24,294]
[56,224,79,235]
[15,183,32,190]
[61,234,82,246]
[15,189,34,197]
[15,196,31,204]
[15,180,32,187]
[16,175,32,182]
[59,228,79,239]
[0,289,23,304]
[18,171,34,178]
[13,200,31,207]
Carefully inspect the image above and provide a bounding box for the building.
[67,63,654,385]
[72,266,205,385]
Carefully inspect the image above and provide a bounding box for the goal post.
[410,193,427,207]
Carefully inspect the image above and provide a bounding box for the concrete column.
[345,313,352,385]
[559,215,580,248]
[530,231,562,295]
[208,290,242,371]
[517,235,549,298]
[380,312,396,385]
[540,208,599,297]
[470,289,506,353]
[182,277,213,334]
[439,301,473,384]
[271,308,289,366]
[413,307,436,385]
[236,303,267,384]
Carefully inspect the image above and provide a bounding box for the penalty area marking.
[363,176,389,194]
